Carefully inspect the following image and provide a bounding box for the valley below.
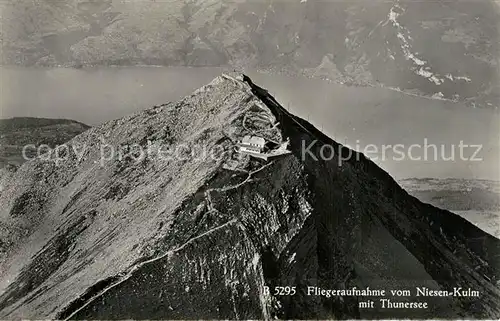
[1,66,499,181]
[401,178,500,238]
[0,73,498,319]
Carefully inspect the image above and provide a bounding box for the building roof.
[241,135,265,147]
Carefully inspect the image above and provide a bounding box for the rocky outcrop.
[0,74,498,319]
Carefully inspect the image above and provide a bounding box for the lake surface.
[1,66,499,180]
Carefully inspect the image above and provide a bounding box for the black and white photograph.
[0,0,499,319]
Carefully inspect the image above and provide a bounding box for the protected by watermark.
[18,137,484,168]
[20,139,229,167]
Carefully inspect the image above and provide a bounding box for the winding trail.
[205,161,275,212]
[242,111,281,144]
[63,218,239,320]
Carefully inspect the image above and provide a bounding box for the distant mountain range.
[0,117,90,168]
[1,0,499,108]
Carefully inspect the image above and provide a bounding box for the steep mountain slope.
[1,0,499,108]
[0,117,90,168]
[0,74,499,319]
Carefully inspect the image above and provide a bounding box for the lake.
[1,66,498,180]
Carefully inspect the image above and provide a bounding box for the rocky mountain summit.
[1,0,499,108]
[0,74,499,319]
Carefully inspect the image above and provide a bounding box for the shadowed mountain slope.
[0,117,90,168]
[0,74,498,319]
